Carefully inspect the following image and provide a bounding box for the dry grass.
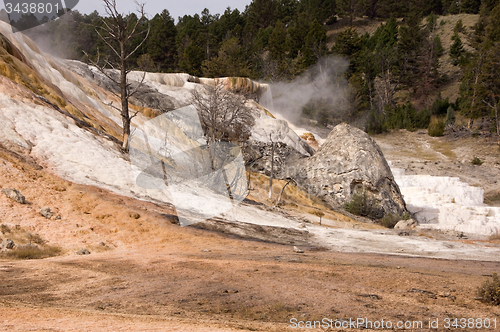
[485,190,500,206]
[428,139,457,160]
[0,223,62,260]
[489,232,500,241]
[5,245,61,260]
[247,172,362,227]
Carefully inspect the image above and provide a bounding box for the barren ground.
[1,132,500,331]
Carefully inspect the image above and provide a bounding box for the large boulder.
[293,123,407,219]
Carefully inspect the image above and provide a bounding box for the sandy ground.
[1,134,500,331]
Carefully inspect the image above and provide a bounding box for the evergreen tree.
[450,32,465,65]
[398,11,424,92]
[176,14,205,75]
[287,12,311,58]
[202,38,250,77]
[245,0,277,31]
[268,20,288,61]
[148,10,177,72]
[332,28,363,74]
[337,0,367,26]
[459,2,500,122]
[302,19,328,66]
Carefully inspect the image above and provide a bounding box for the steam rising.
[262,57,352,125]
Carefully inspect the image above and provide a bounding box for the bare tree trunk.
[120,40,130,151]
[492,96,500,145]
[268,134,274,199]
[496,104,500,145]
[469,54,485,126]
[485,94,500,145]
[89,0,150,153]
[275,179,295,207]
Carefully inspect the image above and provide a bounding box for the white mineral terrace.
[391,165,500,236]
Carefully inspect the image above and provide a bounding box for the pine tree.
[302,19,328,67]
[268,20,288,61]
[148,10,177,72]
[450,33,465,65]
[202,38,250,77]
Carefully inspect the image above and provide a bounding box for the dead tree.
[484,94,500,145]
[191,81,254,146]
[191,81,255,199]
[87,0,150,152]
[268,133,274,199]
[275,177,296,207]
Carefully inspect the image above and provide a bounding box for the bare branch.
[191,82,254,144]
[128,71,147,98]
[105,101,121,111]
[125,27,150,61]
[95,29,121,58]
[130,110,140,121]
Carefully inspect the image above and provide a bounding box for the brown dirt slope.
[1,133,500,331]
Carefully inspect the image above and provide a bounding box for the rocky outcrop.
[242,141,308,177]
[77,249,91,255]
[394,219,417,230]
[1,239,15,249]
[40,207,53,219]
[293,123,407,219]
[1,188,25,204]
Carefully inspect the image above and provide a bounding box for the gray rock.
[76,248,91,255]
[293,123,407,219]
[394,219,417,230]
[1,188,26,204]
[129,212,140,220]
[1,239,15,249]
[243,140,312,178]
[293,246,304,253]
[40,207,53,219]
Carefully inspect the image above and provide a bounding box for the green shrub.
[366,109,387,134]
[471,156,484,165]
[344,193,374,217]
[401,212,411,221]
[490,121,498,134]
[367,103,430,134]
[415,108,431,129]
[381,213,399,228]
[431,94,451,116]
[477,273,500,305]
[446,106,456,126]
[428,119,445,136]
[385,103,418,131]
